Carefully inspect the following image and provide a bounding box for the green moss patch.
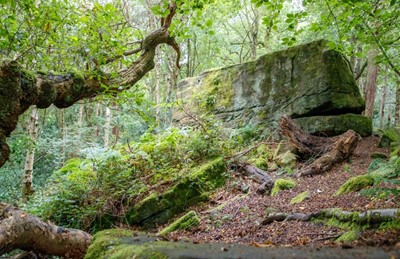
[85,229,134,259]
[127,158,226,228]
[336,230,359,243]
[158,211,200,236]
[334,175,374,196]
[271,178,296,196]
[290,191,310,204]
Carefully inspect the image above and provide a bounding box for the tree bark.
[396,83,400,125]
[279,115,359,177]
[0,203,92,258]
[364,49,379,118]
[22,106,39,202]
[103,106,111,148]
[0,3,180,168]
[379,72,387,128]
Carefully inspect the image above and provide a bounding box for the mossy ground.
[158,211,200,236]
[271,178,296,196]
[290,191,310,204]
[334,175,374,196]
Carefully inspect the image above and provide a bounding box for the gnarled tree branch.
[0,3,181,168]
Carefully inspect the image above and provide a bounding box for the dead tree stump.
[279,115,360,177]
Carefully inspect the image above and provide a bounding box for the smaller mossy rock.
[158,211,200,236]
[127,157,226,228]
[271,178,296,196]
[379,127,400,147]
[336,230,359,243]
[85,229,135,259]
[334,175,374,196]
[275,151,297,169]
[290,191,310,204]
[253,157,268,171]
[370,152,388,159]
[293,114,372,137]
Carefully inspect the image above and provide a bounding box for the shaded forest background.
[0,0,399,229]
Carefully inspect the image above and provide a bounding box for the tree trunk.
[379,72,387,128]
[279,115,359,177]
[155,46,162,127]
[21,106,39,202]
[103,106,111,148]
[396,83,400,125]
[0,203,92,258]
[77,103,85,139]
[364,49,379,118]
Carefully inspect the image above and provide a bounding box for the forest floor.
[158,135,400,249]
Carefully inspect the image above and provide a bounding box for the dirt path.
[160,136,400,247]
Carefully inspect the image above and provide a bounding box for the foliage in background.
[22,118,255,230]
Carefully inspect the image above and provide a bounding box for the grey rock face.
[176,40,371,136]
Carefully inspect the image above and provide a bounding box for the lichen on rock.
[175,40,371,137]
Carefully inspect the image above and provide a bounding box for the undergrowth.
[22,122,262,231]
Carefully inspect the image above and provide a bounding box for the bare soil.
[160,136,400,248]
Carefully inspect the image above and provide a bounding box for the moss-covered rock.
[290,191,310,204]
[275,151,297,169]
[158,211,200,236]
[175,40,367,136]
[294,114,372,137]
[271,178,296,196]
[85,229,135,259]
[127,158,226,228]
[336,230,359,243]
[334,175,374,196]
[85,228,400,259]
[379,127,400,147]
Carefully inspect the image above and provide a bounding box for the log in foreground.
[279,115,360,177]
[262,208,400,225]
[0,203,92,258]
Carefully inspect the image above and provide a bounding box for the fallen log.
[231,162,275,194]
[279,115,360,177]
[262,208,400,225]
[0,203,92,258]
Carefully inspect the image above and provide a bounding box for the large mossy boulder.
[127,157,226,228]
[175,40,371,137]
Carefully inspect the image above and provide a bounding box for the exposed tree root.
[230,116,361,194]
[0,203,92,258]
[231,162,275,194]
[262,208,400,225]
[279,115,360,177]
